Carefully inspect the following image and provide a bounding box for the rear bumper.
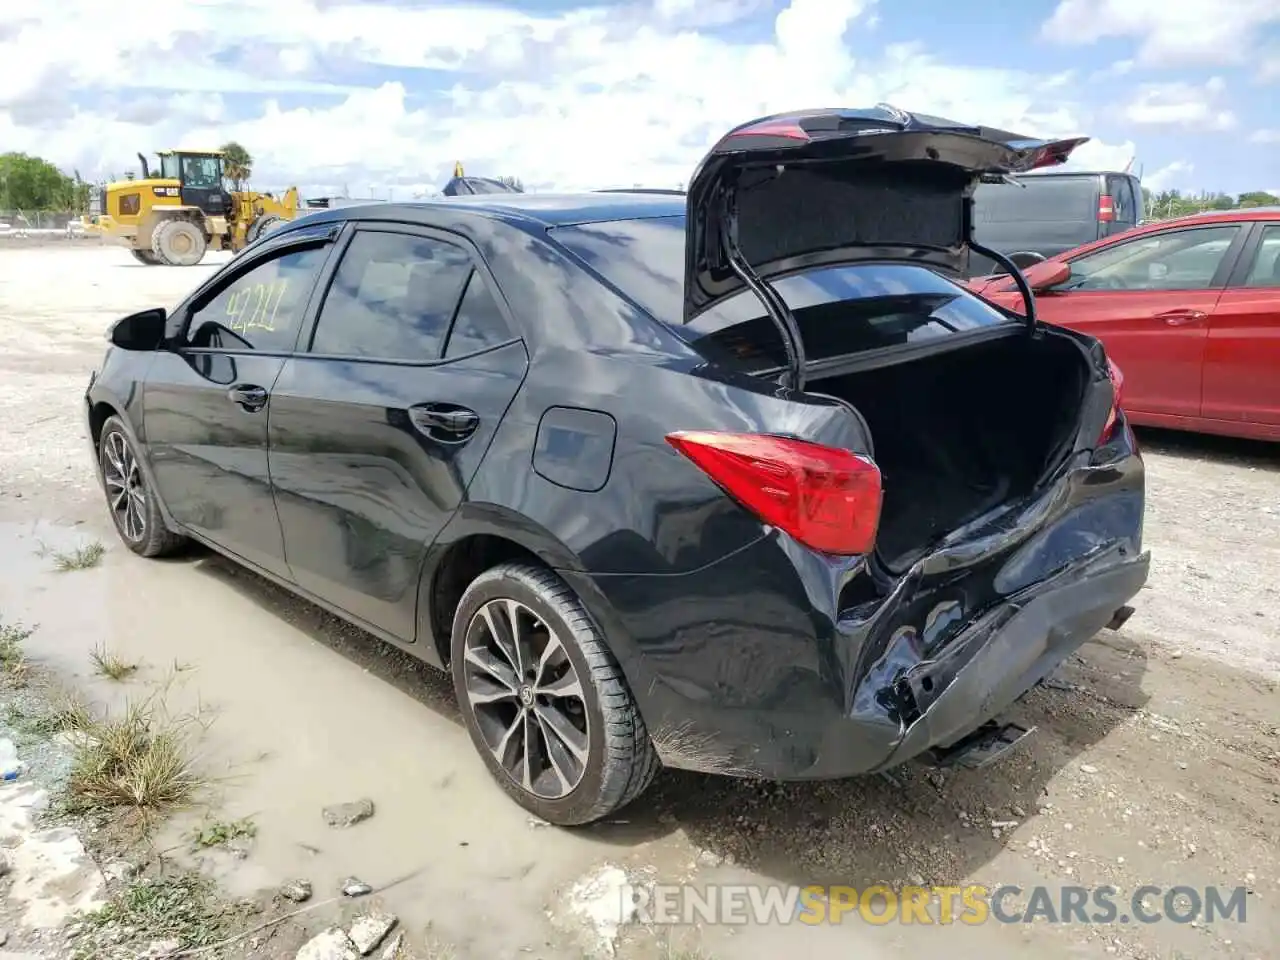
[874,545,1148,771]
[567,449,1148,781]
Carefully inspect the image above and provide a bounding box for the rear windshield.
[552,215,1017,371]
[974,175,1099,224]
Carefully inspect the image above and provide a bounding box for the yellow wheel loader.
[90,150,300,266]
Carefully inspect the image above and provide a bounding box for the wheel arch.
[85,390,181,533]
[417,504,590,667]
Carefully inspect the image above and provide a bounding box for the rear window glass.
[553,216,1017,372]
[974,176,1098,224]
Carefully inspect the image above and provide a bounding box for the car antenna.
[716,174,808,393]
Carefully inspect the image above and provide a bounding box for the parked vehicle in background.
[969,207,1280,442]
[84,108,1147,825]
[968,170,1143,277]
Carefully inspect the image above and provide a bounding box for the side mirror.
[108,307,167,350]
[1026,260,1071,293]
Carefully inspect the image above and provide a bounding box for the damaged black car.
[86,106,1149,826]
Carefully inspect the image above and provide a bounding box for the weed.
[64,696,204,822]
[191,816,257,849]
[91,644,141,681]
[9,688,95,737]
[52,540,106,572]
[0,616,34,684]
[72,871,235,959]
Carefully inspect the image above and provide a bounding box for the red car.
[969,208,1280,441]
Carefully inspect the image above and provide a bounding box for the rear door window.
[442,270,514,358]
[1241,225,1280,287]
[1107,176,1138,226]
[309,230,473,360]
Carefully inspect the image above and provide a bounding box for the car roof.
[310,192,686,229]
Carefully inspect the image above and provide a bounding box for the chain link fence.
[0,209,98,239]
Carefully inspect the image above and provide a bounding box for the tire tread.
[454,562,660,825]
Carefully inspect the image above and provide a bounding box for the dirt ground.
[0,243,1277,960]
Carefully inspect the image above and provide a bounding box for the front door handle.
[1154,309,1207,326]
[408,403,480,441]
[227,384,268,412]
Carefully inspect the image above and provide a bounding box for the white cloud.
[1122,78,1237,131]
[2,0,1138,196]
[1249,129,1280,143]
[1042,0,1280,67]
[1142,160,1194,192]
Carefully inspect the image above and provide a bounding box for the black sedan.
[85,107,1149,826]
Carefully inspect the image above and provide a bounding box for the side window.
[1064,226,1240,292]
[187,245,328,352]
[1242,225,1280,287]
[310,231,472,360]
[1108,177,1131,224]
[443,271,514,358]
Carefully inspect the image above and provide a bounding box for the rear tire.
[130,249,161,265]
[98,416,187,558]
[451,563,659,826]
[152,219,208,266]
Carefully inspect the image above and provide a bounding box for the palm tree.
[220,142,253,191]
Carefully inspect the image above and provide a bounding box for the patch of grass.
[52,540,106,572]
[191,816,257,850]
[8,688,95,737]
[0,616,35,684]
[72,871,236,960]
[91,644,141,681]
[64,696,204,823]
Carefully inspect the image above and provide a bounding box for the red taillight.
[1101,358,1125,441]
[665,431,882,556]
[1097,194,1115,223]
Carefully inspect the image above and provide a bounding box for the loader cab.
[158,151,233,217]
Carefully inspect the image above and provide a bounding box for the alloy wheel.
[461,598,590,799]
[102,432,147,542]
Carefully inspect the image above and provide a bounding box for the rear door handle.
[408,403,480,441]
[227,384,268,411]
[1153,309,1207,326]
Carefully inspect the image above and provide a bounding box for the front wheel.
[98,416,187,558]
[152,219,208,266]
[131,249,161,265]
[451,563,659,826]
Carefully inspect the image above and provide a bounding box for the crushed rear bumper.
[872,544,1149,771]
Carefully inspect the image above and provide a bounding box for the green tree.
[1237,191,1279,208]
[220,141,253,191]
[0,153,78,211]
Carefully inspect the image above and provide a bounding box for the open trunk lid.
[682,105,1087,326]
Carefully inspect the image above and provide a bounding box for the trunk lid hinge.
[969,240,1041,337]
[716,180,808,392]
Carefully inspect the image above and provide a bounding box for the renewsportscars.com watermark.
[623,883,1249,927]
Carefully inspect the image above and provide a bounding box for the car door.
[1202,222,1280,429]
[141,229,336,578]
[1032,223,1246,419]
[267,223,529,641]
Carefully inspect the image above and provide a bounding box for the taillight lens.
[665,431,883,555]
[1097,194,1115,223]
[1101,357,1125,441]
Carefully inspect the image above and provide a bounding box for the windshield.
[552,215,1017,370]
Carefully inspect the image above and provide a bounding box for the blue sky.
[2,0,1277,197]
